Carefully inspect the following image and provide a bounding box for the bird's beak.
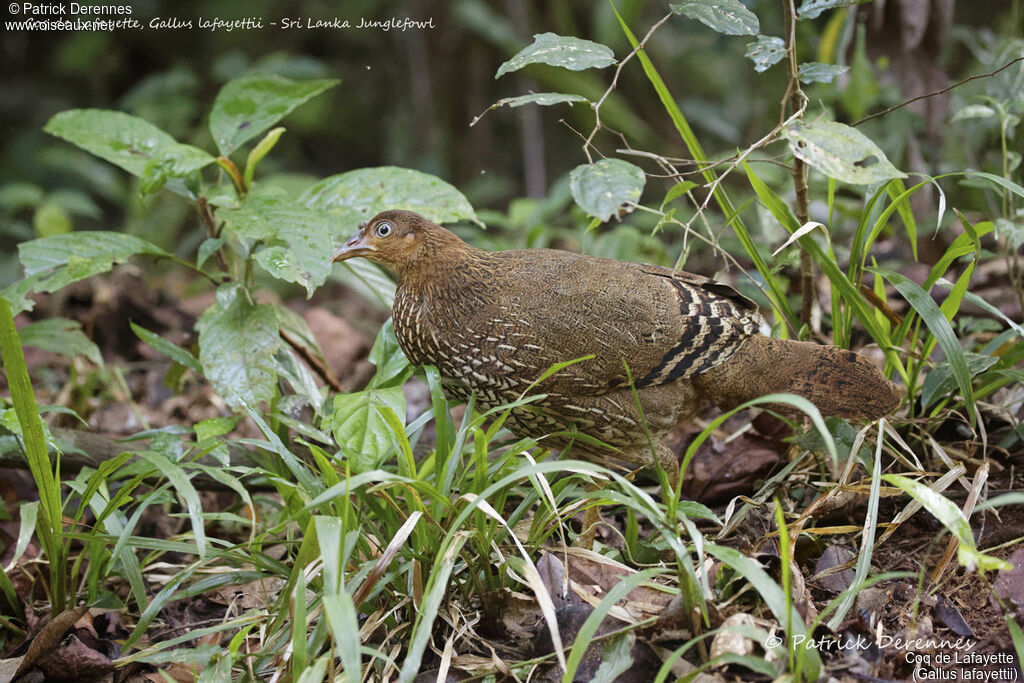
[333,227,375,262]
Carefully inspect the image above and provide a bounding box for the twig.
[852,55,1024,127]
[582,12,674,161]
[784,0,814,330]
[280,328,342,392]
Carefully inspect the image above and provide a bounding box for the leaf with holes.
[671,0,759,35]
[570,159,645,222]
[745,35,786,72]
[495,33,616,79]
[784,120,907,185]
[798,0,861,19]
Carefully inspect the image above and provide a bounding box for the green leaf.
[131,322,203,375]
[783,120,907,185]
[883,475,1011,572]
[16,232,169,299]
[209,75,338,156]
[323,593,362,679]
[196,237,224,270]
[745,35,786,72]
[995,218,1024,250]
[920,352,998,410]
[33,203,72,237]
[333,258,396,310]
[874,268,976,425]
[495,33,616,79]
[671,0,759,36]
[951,104,997,122]
[0,298,64,607]
[44,110,215,198]
[328,386,405,472]
[492,92,589,110]
[797,0,860,20]
[798,62,848,84]
[221,187,333,296]
[136,449,207,559]
[368,319,412,389]
[302,166,479,227]
[197,285,281,410]
[18,318,102,366]
[244,127,286,187]
[662,181,697,207]
[569,159,645,221]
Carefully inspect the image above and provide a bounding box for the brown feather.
[334,210,902,478]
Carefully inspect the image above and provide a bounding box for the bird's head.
[333,210,466,277]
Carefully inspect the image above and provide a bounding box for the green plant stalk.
[0,297,67,611]
[774,500,795,677]
[612,4,798,331]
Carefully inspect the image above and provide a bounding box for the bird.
[333,210,901,483]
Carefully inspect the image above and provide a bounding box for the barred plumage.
[334,210,901,480]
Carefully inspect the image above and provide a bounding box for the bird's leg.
[578,481,603,549]
[576,442,680,549]
[653,442,681,490]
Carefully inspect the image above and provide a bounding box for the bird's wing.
[478,252,762,397]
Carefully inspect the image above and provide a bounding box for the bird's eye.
[375,222,394,238]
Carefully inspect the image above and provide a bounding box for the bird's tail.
[694,336,902,419]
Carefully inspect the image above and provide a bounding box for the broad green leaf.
[302,166,478,227]
[952,104,997,122]
[745,35,786,73]
[883,474,1011,572]
[368,319,412,389]
[20,231,168,277]
[798,0,860,19]
[197,285,281,410]
[495,33,616,79]
[569,159,645,221]
[783,120,907,185]
[209,75,338,155]
[798,62,848,84]
[18,318,102,366]
[328,386,405,472]
[44,110,215,198]
[131,322,203,375]
[671,0,759,36]
[16,232,169,299]
[221,187,333,296]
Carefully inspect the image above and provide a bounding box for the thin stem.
[784,0,814,331]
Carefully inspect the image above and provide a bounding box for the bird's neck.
[398,232,492,295]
